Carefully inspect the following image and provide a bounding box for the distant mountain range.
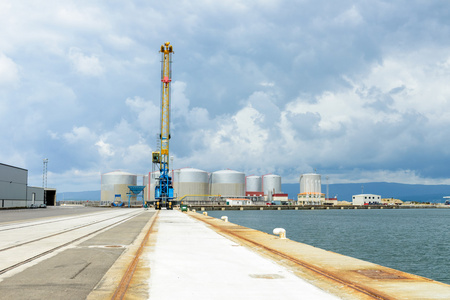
[282,182,450,203]
[56,182,450,203]
[57,190,101,201]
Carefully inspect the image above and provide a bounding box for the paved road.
[0,206,109,223]
[0,207,154,300]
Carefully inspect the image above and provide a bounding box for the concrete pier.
[92,209,450,299]
[2,207,450,299]
[145,210,338,299]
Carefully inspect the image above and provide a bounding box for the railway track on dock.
[0,210,113,232]
[0,210,144,277]
[190,212,400,300]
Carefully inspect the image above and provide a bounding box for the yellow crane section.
[160,42,173,159]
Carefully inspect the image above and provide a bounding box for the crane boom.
[160,42,172,156]
[153,42,174,210]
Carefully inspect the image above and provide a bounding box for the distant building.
[226,198,252,206]
[352,194,381,205]
[324,197,338,206]
[0,163,56,208]
[272,193,288,202]
[245,191,264,197]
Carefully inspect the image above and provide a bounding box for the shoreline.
[189,204,450,211]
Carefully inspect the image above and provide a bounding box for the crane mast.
[153,42,174,210]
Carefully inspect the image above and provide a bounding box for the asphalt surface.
[0,206,108,223]
[0,207,155,300]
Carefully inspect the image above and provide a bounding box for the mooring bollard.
[203,212,208,216]
[221,216,228,222]
[273,228,286,239]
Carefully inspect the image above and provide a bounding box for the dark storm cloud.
[2,0,450,190]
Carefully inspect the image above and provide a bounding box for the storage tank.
[246,175,262,192]
[143,174,149,201]
[101,171,137,202]
[173,168,209,201]
[211,170,245,197]
[300,173,321,195]
[148,172,158,202]
[263,174,281,196]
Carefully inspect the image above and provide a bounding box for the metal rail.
[0,211,141,252]
[190,213,391,300]
[111,210,159,299]
[0,210,115,232]
[0,211,144,276]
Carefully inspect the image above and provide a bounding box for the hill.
[282,182,450,203]
[58,182,450,203]
[56,190,101,201]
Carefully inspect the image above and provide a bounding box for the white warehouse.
[352,194,381,205]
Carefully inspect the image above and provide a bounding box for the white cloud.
[63,126,97,144]
[172,81,190,120]
[103,34,134,50]
[335,5,363,26]
[96,140,114,157]
[259,81,275,87]
[3,0,450,191]
[31,168,102,192]
[123,143,152,167]
[0,52,19,87]
[55,5,110,32]
[68,48,104,76]
[125,96,160,133]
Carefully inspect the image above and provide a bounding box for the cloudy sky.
[1,1,450,192]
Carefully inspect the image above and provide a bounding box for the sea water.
[207,208,450,284]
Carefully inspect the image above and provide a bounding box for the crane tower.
[152,42,174,210]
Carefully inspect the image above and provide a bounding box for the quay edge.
[188,210,450,300]
[187,204,448,211]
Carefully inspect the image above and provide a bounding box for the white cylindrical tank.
[173,168,209,201]
[148,172,158,202]
[246,175,262,192]
[299,173,322,204]
[300,173,321,194]
[211,170,245,197]
[143,174,149,201]
[263,174,281,196]
[101,171,137,202]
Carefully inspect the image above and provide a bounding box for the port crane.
[152,42,174,210]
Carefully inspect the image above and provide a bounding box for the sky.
[1,1,450,192]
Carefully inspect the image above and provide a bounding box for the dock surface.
[1,207,450,299]
[145,210,339,299]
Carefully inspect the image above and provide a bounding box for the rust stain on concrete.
[189,211,450,300]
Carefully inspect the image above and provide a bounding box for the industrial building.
[100,171,148,206]
[100,168,291,206]
[297,173,325,205]
[352,194,381,205]
[97,43,288,208]
[225,198,253,206]
[0,163,56,208]
[272,193,289,204]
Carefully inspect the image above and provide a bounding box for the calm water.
[207,208,450,284]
